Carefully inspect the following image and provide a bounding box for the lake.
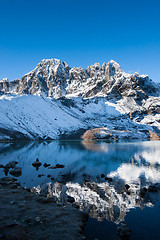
[0,139,160,240]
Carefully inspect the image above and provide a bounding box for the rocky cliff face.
[0,58,160,140]
[1,59,159,99]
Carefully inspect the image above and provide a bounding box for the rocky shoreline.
[0,177,87,240]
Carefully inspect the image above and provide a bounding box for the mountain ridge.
[0,58,160,141]
[0,59,159,99]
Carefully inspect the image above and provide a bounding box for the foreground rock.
[0,177,87,240]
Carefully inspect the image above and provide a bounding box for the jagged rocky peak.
[0,58,159,99]
[86,60,122,78]
[0,78,20,94]
[106,60,122,76]
[36,58,70,73]
[0,78,9,93]
[15,58,70,98]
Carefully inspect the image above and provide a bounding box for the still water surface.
[0,140,160,239]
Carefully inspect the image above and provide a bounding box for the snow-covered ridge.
[0,58,160,140]
[0,58,159,99]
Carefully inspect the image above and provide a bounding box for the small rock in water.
[32,158,42,167]
[51,177,54,180]
[43,163,51,168]
[48,164,65,169]
[47,175,51,178]
[56,164,65,168]
[101,174,105,178]
[0,164,4,168]
[5,161,18,169]
[38,174,45,177]
[9,167,22,177]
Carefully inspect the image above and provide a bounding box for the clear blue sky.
[0,0,160,82]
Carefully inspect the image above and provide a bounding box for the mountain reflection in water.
[0,140,160,224]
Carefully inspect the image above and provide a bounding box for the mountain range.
[0,59,160,141]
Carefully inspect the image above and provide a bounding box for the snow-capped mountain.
[0,59,160,140]
[0,59,159,99]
